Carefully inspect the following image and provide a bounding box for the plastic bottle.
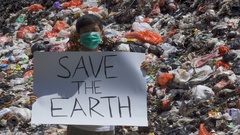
[7,107,32,126]
[0,108,11,119]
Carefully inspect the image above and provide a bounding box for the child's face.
[79,23,103,51]
[79,23,103,37]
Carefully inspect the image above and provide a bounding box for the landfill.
[0,0,240,134]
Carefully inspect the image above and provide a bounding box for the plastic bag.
[157,73,174,86]
[62,0,82,8]
[132,22,153,31]
[31,43,50,53]
[215,60,230,70]
[148,45,164,58]
[23,70,34,79]
[87,0,98,7]
[54,1,62,9]
[0,36,9,44]
[49,45,65,52]
[125,30,163,45]
[16,15,25,23]
[161,43,178,58]
[8,107,31,124]
[52,21,70,33]
[191,85,214,102]
[129,43,146,53]
[189,65,213,83]
[86,7,100,13]
[29,4,44,12]
[45,21,70,38]
[228,38,240,49]
[218,46,230,56]
[198,124,212,135]
[172,69,191,84]
[45,32,58,38]
[17,26,36,39]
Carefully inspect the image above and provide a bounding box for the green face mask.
[80,32,101,49]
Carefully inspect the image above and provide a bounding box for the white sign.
[31,52,148,126]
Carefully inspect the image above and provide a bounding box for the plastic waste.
[188,65,213,85]
[116,43,130,52]
[29,4,44,12]
[31,43,50,53]
[232,59,240,75]
[0,0,239,134]
[86,7,100,13]
[0,108,11,119]
[17,26,36,39]
[9,78,25,86]
[87,0,98,7]
[54,1,62,10]
[198,124,213,135]
[157,73,174,86]
[148,45,164,58]
[52,21,70,33]
[2,27,15,35]
[172,69,191,85]
[191,85,214,102]
[132,22,151,32]
[161,43,178,58]
[62,0,82,8]
[0,36,9,45]
[125,30,163,45]
[228,109,240,125]
[16,15,25,23]
[23,70,34,79]
[7,107,31,125]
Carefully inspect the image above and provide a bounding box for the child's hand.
[141,53,157,73]
[141,61,151,72]
[28,93,37,104]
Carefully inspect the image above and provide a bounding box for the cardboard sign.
[31,52,147,126]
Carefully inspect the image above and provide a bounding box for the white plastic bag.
[132,22,153,32]
[161,43,178,58]
[191,85,214,102]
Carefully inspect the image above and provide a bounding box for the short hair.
[76,14,103,34]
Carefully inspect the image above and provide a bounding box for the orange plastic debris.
[29,4,44,12]
[62,0,82,8]
[45,32,58,38]
[23,70,34,78]
[86,7,100,13]
[125,30,163,45]
[52,21,70,33]
[215,60,230,70]
[198,124,212,135]
[160,99,172,110]
[143,18,150,23]
[218,46,230,56]
[17,26,36,39]
[1,60,8,64]
[45,20,70,38]
[157,73,174,86]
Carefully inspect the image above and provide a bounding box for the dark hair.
[76,14,103,34]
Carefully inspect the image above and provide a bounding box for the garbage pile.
[1,0,240,134]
